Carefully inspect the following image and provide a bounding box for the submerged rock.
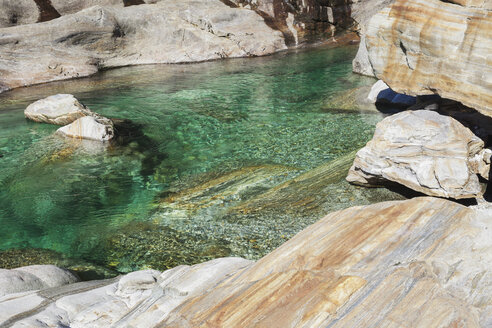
[0,265,79,297]
[347,110,489,199]
[1,197,491,326]
[56,116,115,142]
[24,94,93,125]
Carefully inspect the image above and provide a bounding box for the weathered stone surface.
[347,110,488,199]
[2,197,490,327]
[57,116,115,142]
[0,265,79,297]
[0,0,286,92]
[230,0,356,45]
[364,0,492,116]
[351,0,394,76]
[24,94,93,125]
[0,0,163,27]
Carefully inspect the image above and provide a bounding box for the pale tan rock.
[57,116,115,142]
[347,110,488,199]
[24,94,93,125]
[0,265,79,297]
[2,198,492,327]
[364,0,492,117]
[0,0,286,92]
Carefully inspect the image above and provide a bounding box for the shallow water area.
[0,45,404,274]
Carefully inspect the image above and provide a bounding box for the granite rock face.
[1,197,491,327]
[347,110,489,199]
[0,0,163,27]
[24,94,93,125]
[0,0,286,92]
[230,0,355,45]
[57,116,115,142]
[363,0,492,116]
[0,265,79,297]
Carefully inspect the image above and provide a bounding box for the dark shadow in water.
[112,118,169,179]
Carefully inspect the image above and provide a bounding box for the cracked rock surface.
[347,110,489,199]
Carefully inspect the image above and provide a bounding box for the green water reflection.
[0,45,402,274]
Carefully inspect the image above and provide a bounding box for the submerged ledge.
[1,197,491,327]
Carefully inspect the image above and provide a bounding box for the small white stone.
[57,116,114,142]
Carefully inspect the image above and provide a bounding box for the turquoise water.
[0,45,399,274]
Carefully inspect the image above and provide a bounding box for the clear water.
[0,45,402,275]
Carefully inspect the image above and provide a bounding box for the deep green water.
[0,45,403,275]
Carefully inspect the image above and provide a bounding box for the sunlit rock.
[0,0,286,92]
[364,0,492,117]
[2,198,491,326]
[0,265,79,297]
[24,94,93,125]
[347,110,488,199]
[57,116,115,142]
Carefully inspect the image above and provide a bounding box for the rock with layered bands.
[363,0,492,117]
[0,0,286,92]
[1,197,491,327]
[24,94,93,125]
[347,110,489,199]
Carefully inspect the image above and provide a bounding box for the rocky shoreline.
[0,0,491,326]
[1,198,491,326]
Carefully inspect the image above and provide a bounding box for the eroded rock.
[364,0,492,117]
[2,198,491,326]
[0,0,286,92]
[347,110,488,199]
[24,94,93,125]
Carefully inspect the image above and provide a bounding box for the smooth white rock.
[57,116,115,142]
[0,265,79,297]
[24,94,93,125]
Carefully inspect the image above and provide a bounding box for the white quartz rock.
[57,116,115,142]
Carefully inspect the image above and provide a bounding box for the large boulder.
[0,0,286,92]
[0,265,79,297]
[1,198,491,326]
[347,110,489,199]
[351,0,394,76]
[363,0,492,117]
[57,116,115,142]
[24,94,93,125]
